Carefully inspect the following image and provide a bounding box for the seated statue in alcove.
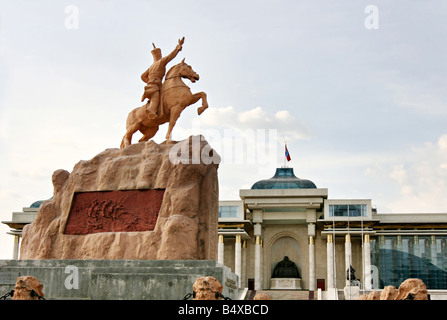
[272,256,301,278]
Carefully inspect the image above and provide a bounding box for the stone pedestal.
[0,259,239,300]
[270,278,302,290]
[343,285,360,300]
[20,136,220,260]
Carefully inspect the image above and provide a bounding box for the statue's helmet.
[151,43,162,61]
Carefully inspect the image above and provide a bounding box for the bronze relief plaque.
[64,189,165,235]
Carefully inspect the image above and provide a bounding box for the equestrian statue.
[120,37,208,148]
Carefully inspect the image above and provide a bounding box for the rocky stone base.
[20,136,219,260]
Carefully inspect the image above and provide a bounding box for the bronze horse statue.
[120,59,208,148]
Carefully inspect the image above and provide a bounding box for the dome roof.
[30,200,45,208]
[251,167,317,190]
[30,197,52,208]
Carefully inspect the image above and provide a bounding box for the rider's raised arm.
[161,37,184,66]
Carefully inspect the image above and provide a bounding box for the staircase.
[249,290,312,300]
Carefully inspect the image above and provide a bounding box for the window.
[329,204,367,217]
[218,206,239,218]
[370,235,447,289]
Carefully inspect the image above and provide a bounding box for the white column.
[217,234,224,265]
[255,235,262,290]
[327,234,334,289]
[345,234,352,285]
[363,234,372,290]
[12,235,20,260]
[235,235,242,288]
[261,239,265,289]
[241,240,247,288]
[309,236,316,291]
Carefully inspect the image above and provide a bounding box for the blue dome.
[30,197,52,208]
[30,200,44,208]
[251,168,317,190]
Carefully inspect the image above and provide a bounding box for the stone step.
[0,259,239,300]
[255,290,311,300]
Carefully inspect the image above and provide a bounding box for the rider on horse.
[140,37,185,120]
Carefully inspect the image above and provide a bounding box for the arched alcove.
[267,232,304,287]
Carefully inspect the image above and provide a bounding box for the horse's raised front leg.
[165,105,183,142]
[190,91,208,115]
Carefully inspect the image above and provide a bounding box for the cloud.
[365,134,447,213]
[438,134,447,151]
[238,107,269,123]
[189,106,313,141]
[274,110,293,122]
[389,164,408,187]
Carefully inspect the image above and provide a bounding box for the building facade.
[217,167,447,293]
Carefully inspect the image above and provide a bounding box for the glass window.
[328,204,368,217]
[370,235,447,289]
[218,206,239,218]
[349,205,362,216]
[334,205,347,216]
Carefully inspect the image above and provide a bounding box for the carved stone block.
[64,189,164,235]
[270,278,302,290]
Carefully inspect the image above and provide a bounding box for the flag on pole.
[285,144,291,162]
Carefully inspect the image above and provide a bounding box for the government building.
[3,166,447,299]
[217,167,447,298]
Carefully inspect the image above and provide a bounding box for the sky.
[0,0,447,259]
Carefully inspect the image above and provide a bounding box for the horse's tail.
[120,135,127,149]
